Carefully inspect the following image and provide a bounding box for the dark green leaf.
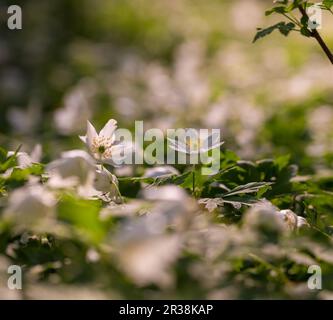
[253,22,295,43]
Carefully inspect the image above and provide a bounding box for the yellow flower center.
[186,137,201,151]
[91,136,113,158]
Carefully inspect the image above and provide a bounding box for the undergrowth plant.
[254,0,333,64]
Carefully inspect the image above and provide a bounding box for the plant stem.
[192,165,196,196]
[282,13,302,27]
[298,4,333,65]
[113,180,124,203]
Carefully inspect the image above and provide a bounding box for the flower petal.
[30,144,42,163]
[86,120,98,150]
[79,135,87,143]
[110,144,127,160]
[167,137,187,153]
[200,142,224,153]
[99,119,117,139]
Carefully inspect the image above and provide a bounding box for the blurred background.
[1,0,333,172]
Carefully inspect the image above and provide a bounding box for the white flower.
[7,144,42,169]
[244,201,286,233]
[54,80,95,135]
[140,185,195,230]
[141,185,188,202]
[143,166,179,179]
[86,248,100,263]
[277,209,309,230]
[115,234,182,287]
[7,101,41,135]
[245,201,309,232]
[100,201,149,219]
[47,150,96,186]
[46,150,120,201]
[198,198,221,212]
[4,184,56,228]
[78,174,121,202]
[47,174,79,189]
[80,119,128,166]
[168,128,224,154]
[93,168,120,201]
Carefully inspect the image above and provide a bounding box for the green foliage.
[253,22,295,43]
[57,195,106,244]
[1,138,333,300]
[1,0,333,300]
[254,0,333,43]
[322,0,333,9]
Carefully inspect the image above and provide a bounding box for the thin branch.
[298,4,333,65]
[282,12,302,27]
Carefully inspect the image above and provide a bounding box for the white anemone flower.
[277,209,309,230]
[46,150,120,201]
[78,168,121,202]
[7,144,42,169]
[168,129,224,154]
[115,231,182,287]
[47,174,79,189]
[4,184,56,228]
[80,119,127,166]
[140,185,196,230]
[141,185,188,202]
[93,168,121,201]
[46,150,96,186]
[245,201,309,231]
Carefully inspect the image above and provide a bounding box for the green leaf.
[300,26,312,37]
[265,6,288,16]
[274,154,291,171]
[253,22,295,43]
[299,15,312,37]
[119,171,191,187]
[0,147,7,163]
[0,144,22,173]
[221,196,259,208]
[265,1,303,16]
[118,176,156,184]
[220,182,274,197]
[2,164,44,191]
[279,22,296,36]
[57,195,105,244]
[256,184,272,198]
[323,0,333,9]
